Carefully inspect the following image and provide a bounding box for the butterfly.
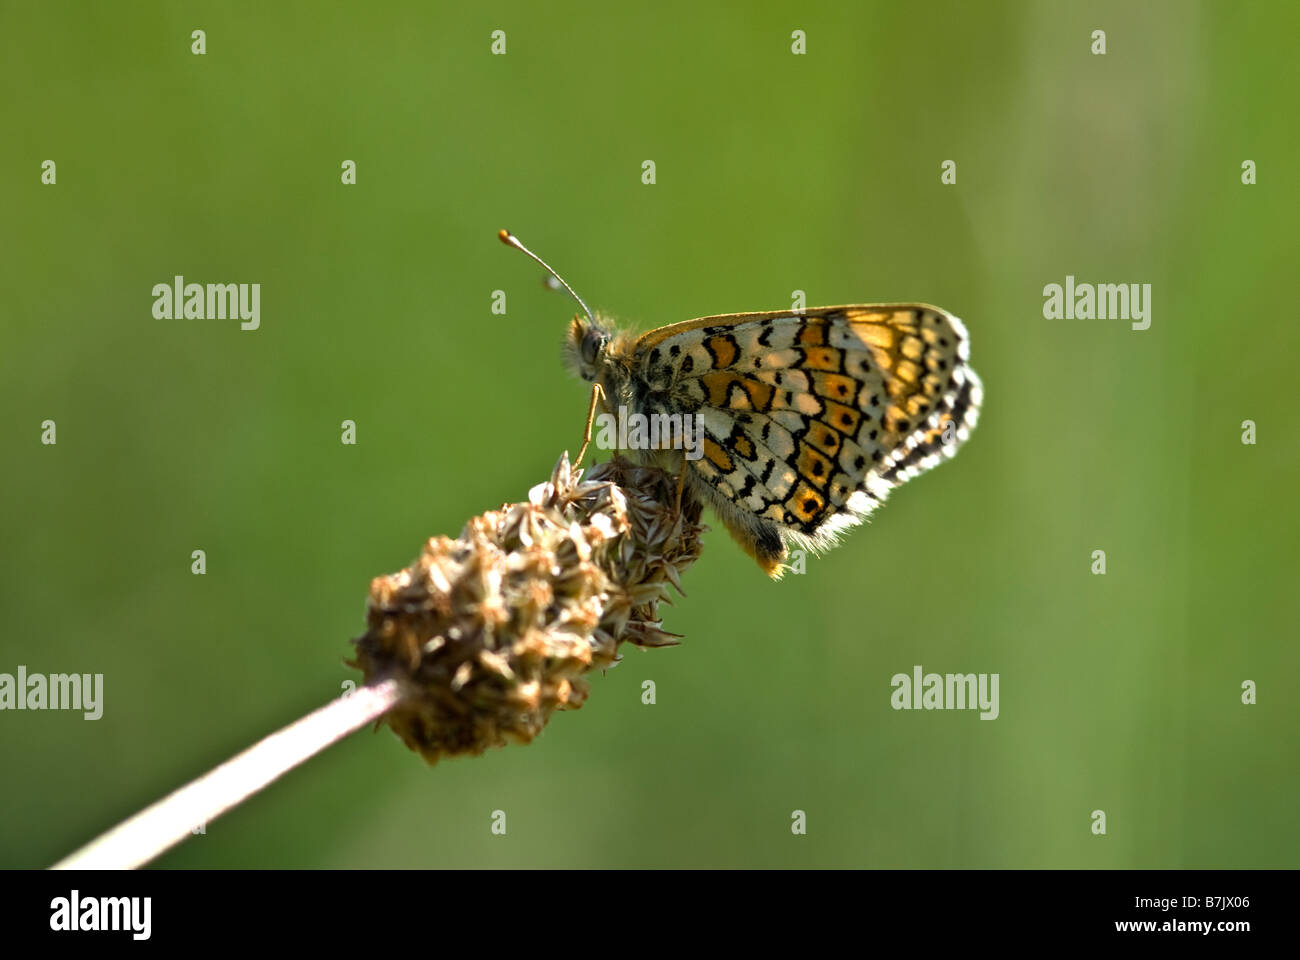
[501,231,983,577]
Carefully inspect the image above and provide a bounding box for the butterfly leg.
[574,382,607,469]
[674,449,687,514]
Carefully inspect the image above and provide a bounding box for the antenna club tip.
[496,229,595,324]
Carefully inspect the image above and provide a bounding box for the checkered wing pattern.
[634,305,982,548]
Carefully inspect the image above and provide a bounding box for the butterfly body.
[564,304,983,577]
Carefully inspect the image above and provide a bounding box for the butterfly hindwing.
[636,306,982,550]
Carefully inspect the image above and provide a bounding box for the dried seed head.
[350,454,704,763]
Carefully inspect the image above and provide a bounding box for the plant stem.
[50,679,404,870]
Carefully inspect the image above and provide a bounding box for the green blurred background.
[2,0,1296,868]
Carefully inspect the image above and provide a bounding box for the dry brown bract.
[350,454,705,763]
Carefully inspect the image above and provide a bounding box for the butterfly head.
[565,314,612,382]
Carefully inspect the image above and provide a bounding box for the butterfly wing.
[635,305,982,562]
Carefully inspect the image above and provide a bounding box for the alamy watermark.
[592,404,704,461]
[50,891,150,940]
[152,276,260,330]
[0,666,103,719]
[891,665,999,719]
[1043,275,1151,330]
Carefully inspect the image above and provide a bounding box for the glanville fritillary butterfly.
[500,230,983,578]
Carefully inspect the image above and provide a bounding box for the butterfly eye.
[581,329,605,366]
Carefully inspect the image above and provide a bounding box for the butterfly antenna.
[498,229,595,325]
